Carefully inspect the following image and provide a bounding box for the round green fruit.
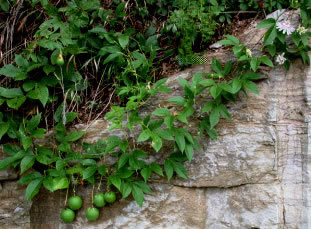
[56,54,64,66]
[85,207,99,221]
[61,208,75,223]
[68,196,83,210]
[93,193,105,207]
[104,191,116,203]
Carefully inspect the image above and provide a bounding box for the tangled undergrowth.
[0,0,310,223]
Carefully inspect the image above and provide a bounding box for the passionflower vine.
[297,24,307,35]
[276,53,286,65]
[276,20,296,35]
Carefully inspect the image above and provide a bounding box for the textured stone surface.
[30,184,206,229]
[1,13,311,228]
[0,181,31,229]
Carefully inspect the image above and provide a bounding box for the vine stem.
[91,184,95,207]
[97,175,103,191]
[64,187,69,207]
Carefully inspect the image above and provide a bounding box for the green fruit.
[61,208,75,223]
[68,196,83,210]
[93,193,105,207]
[56,54,64,65]
[85,207,99,221]
[104,191,116,203]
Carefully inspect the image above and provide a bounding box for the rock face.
[1,14,311,229]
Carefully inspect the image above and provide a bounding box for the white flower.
[276,20,296,35]
[246,49,252,58]
[276,53,286,65]
[297,24,307,35]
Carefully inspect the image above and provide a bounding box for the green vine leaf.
[82,165,97,180]
[164,160,174,181]
[20,155,35,174]
[25,178,43,200]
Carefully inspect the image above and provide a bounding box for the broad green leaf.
[148,119,164,130]
[243,80,259,94]
[0,87,23,98]
[218,39,235,46]
[20,155,35,174]
[178,78,189,89]
[267,45,276,57]
[218,104,231,120]
[121,182,132,199]
[150,162,163,176]
[81,159,97,166]
[185,144,194,161]
[56,160,67,170]
[21,136,32,150]
[25,178,42,200]
[27,113,41,132]
[250,58,260,72]
[152,135,163,152]
[200,79,216,87]
[260,56,274,67]
[65,131,85,142]
[0,122,9,140]
[257,18,276,28]
[17,172,42,184]
[52,177,69,191]
[264,26,277,46]
[202,102,214,113]
[3,144,21,156]
[141,167,151,182]
[97,165,106,176]
[65,112,78,123]
[118,153,129,169]
[152,108,170,117]
[133,149,147,158]
[132,184,144,207]
[164,160,174,181]
[6,96,26,109]
[0,157,16,170]
[224,35,240,45]
[154,129,173,141]
[242,72,262,80]
[210,86,222,99]
[58,142,71,152]
[109,175,121,191]
[104,136,122,154]
[172,161,188,179]
[168,96,185,106]
[219,83,232,93]
[117,168,134,178]
[82,165,97,180]
[103,53,122,64]
[137,130,150,142]
[164,115,174,129]
[0,64,26,79]
[210,108,220,129]
[38,85,49,107]
[175,131,185,152]
[118,34,129,49]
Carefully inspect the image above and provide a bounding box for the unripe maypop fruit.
[61,208,75,223]
[93,193,106,207]
[85,207,100,221]
[68,196,83,210]
[56,54,65,66]
[104,191,116,203]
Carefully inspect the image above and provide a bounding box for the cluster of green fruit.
[61,191,116,223]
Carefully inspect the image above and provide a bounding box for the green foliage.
[0,0,310,215]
